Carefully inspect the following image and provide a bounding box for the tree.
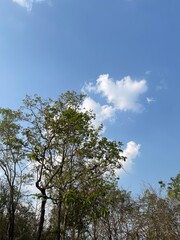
[0,180,37,240]
[93,187,137,240]
[167,172,180,201]
[0,108,28,240]
[14,202,37,240]
[0,91,179,240]
[159,172,180,201]
[21,91,125,240]
[49,175,119,240]
[134,188,180,240]
[0,180,8,239]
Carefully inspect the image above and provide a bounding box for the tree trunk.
[61,206,68,240]
[93,219,97,240]
[36,189,47,240]
[7,187,15,240]
[7,210,15,240]
[56,199,62,240]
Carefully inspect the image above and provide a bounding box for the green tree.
[167,172,180,201]
[21,91,125,240]
[0,180,37,240]
[14,203,37,240]
[0,180,8,239]
[0,108,28,240]
[49,176,118,240]
[159,171,180,201]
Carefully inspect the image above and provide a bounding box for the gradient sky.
[0,0,180,194]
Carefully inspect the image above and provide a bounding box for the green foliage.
[0,91,179,240]
[19,91,126,240]
[167,172,180,201]
[159,171,180,201]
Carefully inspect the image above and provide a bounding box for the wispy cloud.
[156,79,167,91]
[12,0,48,11]
[146,97,155,104]
[84,74,148,113]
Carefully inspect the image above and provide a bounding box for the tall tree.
[0,180,8,239]
[22,91,125,240]
[0,108,27,240]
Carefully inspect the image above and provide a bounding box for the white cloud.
[84,74,148,113]
[117,141,141,175]
[12,0,48,11]
[13,0,32,11]
[82,74,148,132]
[82,75,143,175]
[83,82,97,93]
[82,97,116,130]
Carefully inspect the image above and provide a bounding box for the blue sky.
[0,0,180,193]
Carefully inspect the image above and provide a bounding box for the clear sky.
[0,0,180,194]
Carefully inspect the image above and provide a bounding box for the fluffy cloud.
[82,75,143,176]
[82,74,148,131]
[84,74,148,113]
[117,141,141,175]
[82,97,116,130]
[12,0,47,11]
